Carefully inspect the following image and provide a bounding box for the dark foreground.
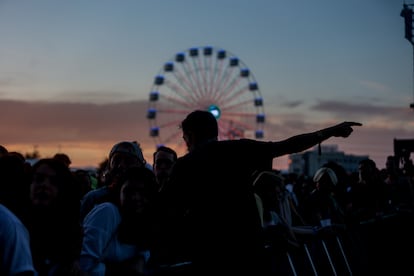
[149,209,414,276]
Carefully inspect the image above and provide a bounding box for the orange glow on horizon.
[4,141,291,170]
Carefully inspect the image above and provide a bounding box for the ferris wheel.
[146,46,266,156]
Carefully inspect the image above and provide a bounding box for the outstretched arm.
[273,121,362,156]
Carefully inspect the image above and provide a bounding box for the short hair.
[0,145,8,156]
[53,153,71,166]
[180,110,218,140]
[359,158,376,168]
[32,158,80,205]
[153,146,178,163]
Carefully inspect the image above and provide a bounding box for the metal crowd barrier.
[265,210,414,275]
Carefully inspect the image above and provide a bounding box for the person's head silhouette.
[180,110,218,152]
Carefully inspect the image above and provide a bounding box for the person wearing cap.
[80,141,148,222]
[301,167,345,228]
[151,110,361,275]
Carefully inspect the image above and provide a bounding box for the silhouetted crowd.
[1,110,413,275]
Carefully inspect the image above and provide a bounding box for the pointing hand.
[332,121,362,138]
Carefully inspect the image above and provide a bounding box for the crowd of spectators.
[1,110,413,275]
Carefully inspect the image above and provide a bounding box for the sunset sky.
[0,0,413,171]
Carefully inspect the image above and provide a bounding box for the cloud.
[284,100,304,108]
[311,100,413,125]
[1,99,160,167]
[1,99,412,170]
[359,80,388,92]
[261,102,413,169]
[0,99,150,144]
[57,90,137,104]
[0,76,13,86]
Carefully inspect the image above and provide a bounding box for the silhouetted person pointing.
[152,109,362,275]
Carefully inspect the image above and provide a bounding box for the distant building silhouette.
[394,139,414,167]
[288,144,368,176]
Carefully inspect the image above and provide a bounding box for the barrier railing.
[265,210,414,275]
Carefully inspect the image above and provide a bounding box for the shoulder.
[0,205,33,269]
[88,202,118,216]
[0,204,26,231]
[0,204,29,249]
[83,202,120,227]
[83,186,109,200]
[81,187,110,208]
[0,204,15,222]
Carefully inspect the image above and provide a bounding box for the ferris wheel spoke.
[221,110,258,119]
[180,60,205,99]
[220,116,256,132]
[222,73,242,95]
[211,63,234,95]
[218,66,254,105]
[186,49,205,98]
[153,74,195,105]
[156,106,194,116]
[158,92,195,110]
[217,81,247,106]
[161,128,183,144]
[155,118,181,129]
[163,61,202,104]
[212,67,239,103]
[193,54,209,100]
[163,80,201,107]
[220,100,255,113]
[188,50,206,95]
[164,56,201,98]
[204,49,214,97]
[210,57,226,98]
[169,70,200,103]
